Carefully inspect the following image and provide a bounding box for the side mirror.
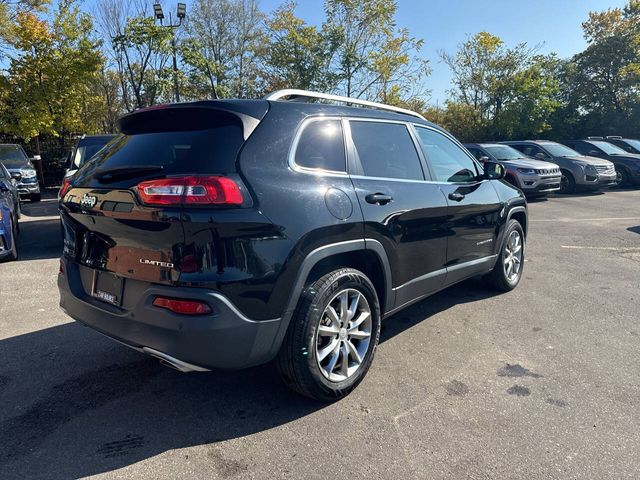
[478,156,490,163]
[10,172,22,182]
[535,152,548,160]
[484,161,505,180]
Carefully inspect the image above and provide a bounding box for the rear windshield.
[0,145,29,167]
[74,125,244,185]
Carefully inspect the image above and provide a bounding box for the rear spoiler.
[118,100,269,140]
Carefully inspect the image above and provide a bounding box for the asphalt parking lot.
[1,189,639,480]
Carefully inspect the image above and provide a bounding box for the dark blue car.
[0,162,19,261]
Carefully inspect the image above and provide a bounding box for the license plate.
[92,271,124,306]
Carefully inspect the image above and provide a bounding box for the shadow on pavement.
[16,217,62,261]
[548,190,605,199]
[3,188,504,478]
[0,274,501,480]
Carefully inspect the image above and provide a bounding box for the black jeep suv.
[58,90,527,401]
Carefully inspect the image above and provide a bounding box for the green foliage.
[558,1,640,136]
[1,0,104,140]
[180,0,265,99]
[262,1,337,92]
[439,31,561,141]
[324,0,429,104]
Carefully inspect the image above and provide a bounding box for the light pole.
[153,2,186,103]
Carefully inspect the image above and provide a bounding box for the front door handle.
[448,192,466,202]
[365,193,393,205]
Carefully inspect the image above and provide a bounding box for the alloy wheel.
[503,230,523,282]
[315,288,372,382]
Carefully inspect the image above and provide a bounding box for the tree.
[96,0,173,111]
[567,0,640,136]
[324,0,429,103]
[440,32,560,140]
[0,1,49,59]
[180,0,265,99]
[2,0,104,140]
[262,1,337,93]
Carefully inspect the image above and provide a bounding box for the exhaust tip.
[142,347,210,373]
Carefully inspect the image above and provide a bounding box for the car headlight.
[20,169,37,179]
[516,168,536,175]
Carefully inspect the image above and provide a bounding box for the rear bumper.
[58,258,283,370]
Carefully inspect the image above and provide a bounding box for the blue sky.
[257,0,629,103]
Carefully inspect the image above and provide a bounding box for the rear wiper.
[95,165,163,183]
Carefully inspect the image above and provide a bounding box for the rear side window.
[294,119,346,172]
[349,121,424,180]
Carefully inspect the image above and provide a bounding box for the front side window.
[294,119,346,172]
[415,127,479,183]
[349,121,424,180]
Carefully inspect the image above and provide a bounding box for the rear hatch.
[60,101,268,290]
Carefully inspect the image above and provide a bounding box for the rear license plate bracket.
[91,270,124,306]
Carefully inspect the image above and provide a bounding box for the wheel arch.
[268,239,393,359]
[508,206,527,237]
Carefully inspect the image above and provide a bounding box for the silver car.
[503,140,617,193]
[465,143,561,196]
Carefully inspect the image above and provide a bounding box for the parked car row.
[464,137,640,196]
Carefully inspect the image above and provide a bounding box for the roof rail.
[264,89,426,121]
[605,135,622,139]
[586,136,604,140]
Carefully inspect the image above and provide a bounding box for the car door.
[346,119,449,311]
[413,126,503,285]
[0,164,15,213]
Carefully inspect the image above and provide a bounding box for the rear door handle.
[448,192,465,202]
[365,193,393,205]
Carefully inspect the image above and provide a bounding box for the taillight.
[136,176,243,206]
[59,179,71,199]
[152,296,212,315]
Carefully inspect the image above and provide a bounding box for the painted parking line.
[560,245,640,251]
[531,217,640,222]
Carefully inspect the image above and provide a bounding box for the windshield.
[73,141,114,168]
[589,140,628,155]
[0,145,29,167]
[484,145,527,161]
[541,143,581,157]
[623,139,640,151]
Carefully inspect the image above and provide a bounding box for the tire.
[276,268,381,402]
[30,193,41,202]
[559,170,575,194]
[615,167,631,187]
[488,219,524,292]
